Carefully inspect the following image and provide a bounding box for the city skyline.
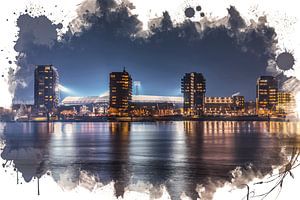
[25,65,294,120]
[27,63,285,102]
[12,64,282,104]
[14,62,275,102]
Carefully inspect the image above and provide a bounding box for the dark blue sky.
[13,0,277,102]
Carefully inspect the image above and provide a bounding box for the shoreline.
[2,115,295,123]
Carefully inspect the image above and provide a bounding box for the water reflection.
[0,121,299,199]
[1,123,53,182]
[109,122,130,197]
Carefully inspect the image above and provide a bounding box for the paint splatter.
[185,7,195,18]
[276,51,295,70]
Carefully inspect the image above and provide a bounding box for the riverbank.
[2,115,293,122]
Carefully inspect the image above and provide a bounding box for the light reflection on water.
[0,121,299,199]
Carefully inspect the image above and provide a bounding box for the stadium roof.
[62,95,183,105]
[62,96,108,105]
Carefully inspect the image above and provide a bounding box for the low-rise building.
[277,92,296,116]
[205,96,245,116]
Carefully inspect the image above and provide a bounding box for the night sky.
[13,0,278,102]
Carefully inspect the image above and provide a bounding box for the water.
[0,121,300,199]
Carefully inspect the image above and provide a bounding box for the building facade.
[181,72,206,116]
[277,92,296,116]
[109,68,132,116]
[232,96,245,112]
[205,96,245,116]
[34,65,59,116]
[62,95,182,117]
[256,76,278,116]
[244,101,256,115]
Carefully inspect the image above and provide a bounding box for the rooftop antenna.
[123,66,126,72]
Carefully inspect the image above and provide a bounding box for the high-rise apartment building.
[256,76,278,115]
[34,65,59,116]
[181,72,206,116]
[109,68,132,116]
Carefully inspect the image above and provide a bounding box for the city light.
[231,92,240,97]
[99,90,109,97]
[133,81,141,95]
[58,84,74,94]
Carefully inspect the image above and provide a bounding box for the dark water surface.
[0,121,299,199]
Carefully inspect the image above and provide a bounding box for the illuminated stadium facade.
[61,95,184,117]
[61,95,249,116]
[62,95,183,106]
